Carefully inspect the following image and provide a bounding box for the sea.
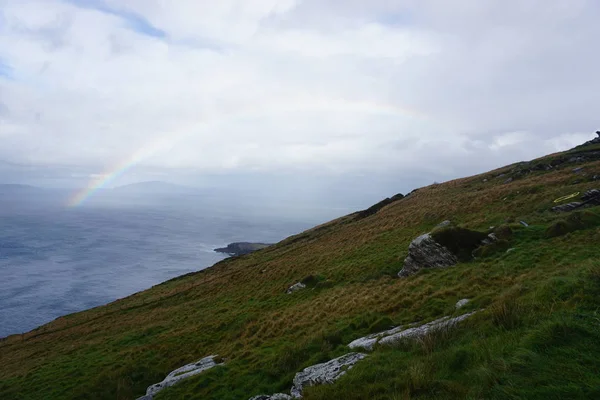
[0,201,314,338]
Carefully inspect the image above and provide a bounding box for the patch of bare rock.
[137,355,223,400]
[348,310,478,351]
[398,221,504,277]
[250,353,368,399]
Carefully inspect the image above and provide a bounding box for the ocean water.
[0,204,310,338]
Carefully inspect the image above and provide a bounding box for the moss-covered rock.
[545,210,600,238]
[493,225,513,241]
[473,239,511,258]
[430,226,489,261]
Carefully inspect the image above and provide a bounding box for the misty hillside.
[1,137,600,400]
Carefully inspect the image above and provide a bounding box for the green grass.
[1,144,600,400]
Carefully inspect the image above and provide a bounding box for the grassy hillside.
[2,141,600,400]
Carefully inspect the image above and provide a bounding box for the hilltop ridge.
[1,135,600,400]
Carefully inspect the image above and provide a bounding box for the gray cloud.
[0,0,599,200]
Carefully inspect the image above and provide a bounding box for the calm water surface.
[0,204,309,337]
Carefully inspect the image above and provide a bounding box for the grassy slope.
[1,144,600,400]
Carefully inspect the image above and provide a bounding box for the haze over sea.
[0,185,324,338]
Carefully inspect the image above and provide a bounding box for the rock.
[581,131,600,146]
[398,234,458,277]
[399,226,491,277]
[436,220,452,228]
[593,175,599,181]
[483,178,488,183]
[348,326,406,351]
[249,395,292,400]
[356,193,404,219]
[573,167,584,173]
[144,355,223,398]
[519,221,529,227]
[480,233,498,246]
[455,299,470,309]
[581,189,600,202]
[552,189,600,212]
[552,202,582,212]
[214,242,271,257]
[286,282,306,294]
[290,353,368,398]
[349,311,479,351]
[378,311,478,347]
[506,248,516,253]
[504,177,513,184]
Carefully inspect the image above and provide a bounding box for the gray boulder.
[141,355,223,399]
[436,220,452,228]
[286,282,306,294]
[455,299,470,309]
[582,189,600,202]
[552,202,582,212]
[348,325,406,351]
[378,311,478,347]
[398,234,458,277]
[348,311,479,351]
[480,233,498,246]
[552,189,600,212]
[290,353,367,398]
[249,395,292,400]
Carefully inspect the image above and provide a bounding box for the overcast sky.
[1,0,599,204]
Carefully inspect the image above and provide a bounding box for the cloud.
[0,0,599,192]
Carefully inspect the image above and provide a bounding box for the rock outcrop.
[552,189,600,212]
[348,311,478,351]
[348,325,407,351]
[355,193,404,220]
[286,282,306,294]
[250,353,367,399]
[139,355,223,399]
[398,224,491,277]
[455,299,470,309]
[399,233,458,277]
[214,242,272,256]
[249,395,292,400]
[290,353,368,398]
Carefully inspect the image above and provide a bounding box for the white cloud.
[0,0,599,189]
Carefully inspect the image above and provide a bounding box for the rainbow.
[67,134,185,207]
[67,98,424,207]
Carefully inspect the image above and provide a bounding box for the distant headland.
[214,242,272,257]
